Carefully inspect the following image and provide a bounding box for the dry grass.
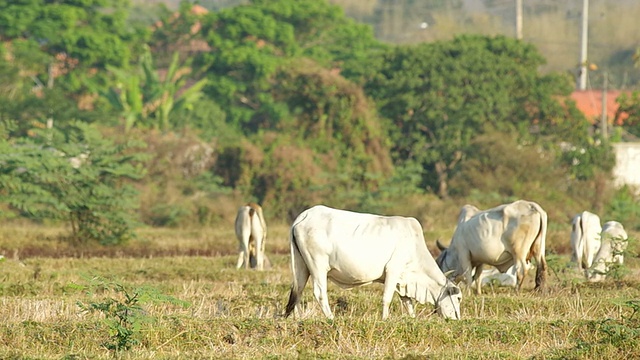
[0,222,639,359]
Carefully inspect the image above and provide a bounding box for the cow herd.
[233,201,629,320]
[570,211,629,282]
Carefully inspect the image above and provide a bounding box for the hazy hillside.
[135,0,640,89]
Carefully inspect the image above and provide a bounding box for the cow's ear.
[448,286,461,296]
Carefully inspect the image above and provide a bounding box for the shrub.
[0,122,147,245]
[76,276,189,351]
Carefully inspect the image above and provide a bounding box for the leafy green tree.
[363,35,588,198]
[0,42,87,138]
[0,0,150,133]
[212,58,394,220]
[0,122,147,244]
[0,0,146,91]
[194,0,384,132]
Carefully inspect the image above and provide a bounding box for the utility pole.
[578,0,589,90]
[516,0,523,40]
[601,71,608,140]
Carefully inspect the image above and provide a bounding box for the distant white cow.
[284,205,462,320]
[235,202,267,270]
[476,262,536,288]
[587,221,629,282]
[436,200,548,295]
[570,211,602,273]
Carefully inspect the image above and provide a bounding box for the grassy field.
[1,222,639,359]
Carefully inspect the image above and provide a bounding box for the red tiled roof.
[190,5,208,15]
[571,90,630,125]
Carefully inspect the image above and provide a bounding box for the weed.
[551,299,640,358]
[75,276,189,352]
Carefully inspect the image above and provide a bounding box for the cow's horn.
[436,239,447,251]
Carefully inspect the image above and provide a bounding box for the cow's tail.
[531,203,548,291]
[247,204,267,267]
[285,222,309,318]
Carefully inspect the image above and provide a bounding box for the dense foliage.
[361,35,585,197]
[1,0,638,242]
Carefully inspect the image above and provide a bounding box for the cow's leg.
[244,236,251,269]
[255,234,264,271]
[381,272,401,319]
[574,241,584,270]
[400,296,415,318]
[584,246,593,271]
[515,257,528,292]
[311,274,333,319]
[457,255,475,295]
[306,258,333,319]
[473,264,484,295]
[236,249,245,269]
[236,235,250,269]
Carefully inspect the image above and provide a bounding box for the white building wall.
[612,143,640,190]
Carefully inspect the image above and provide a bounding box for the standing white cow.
[235,202,267,270]
[570,211,602,273]
[445,204,535,292]
[284,205,462,320]
[436,200,548,295]
[587,221,629,282]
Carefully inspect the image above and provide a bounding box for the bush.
[0,122,146,245]
[136,130,232,227]
[76,276,189,352]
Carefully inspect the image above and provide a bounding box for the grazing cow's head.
[436,281,462,320]
[587,261,608,283]
[435,239,456,273]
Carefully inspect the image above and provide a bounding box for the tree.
[617,91,640,138]
[0,122,147,244]
[363,35,587,198]
[194,0,384,133]
[0,0,149,116]
[0,0,154,140]
[213,59,394,220]
[0,41,103,138]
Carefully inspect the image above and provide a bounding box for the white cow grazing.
[235,202,267,270]
[587,221,629,282]
[476,263,534,288]
[284,205,462,320]
[436,200,548,295]
[570,211,602,272]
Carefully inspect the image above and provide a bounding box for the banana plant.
[102,47,208,132]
